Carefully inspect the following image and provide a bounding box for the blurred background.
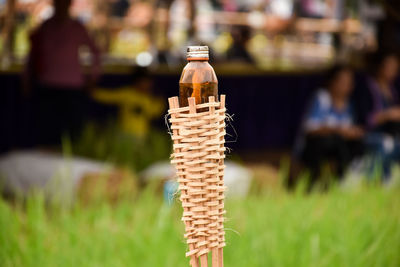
[1,1,400,266]
[1,0,400,177]
[1,0,399,152]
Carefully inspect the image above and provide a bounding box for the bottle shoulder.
[179,61,218,84]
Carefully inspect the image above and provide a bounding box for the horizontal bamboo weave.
[168,95,226,267]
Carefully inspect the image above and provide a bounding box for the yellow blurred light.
[212,32,233,54]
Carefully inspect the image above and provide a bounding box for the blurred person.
[110,0,130,18]
[151,0,174,64]
[220,0,237,12]
[360,51,400,180]
[365,51,400,134]
[376,0,400,53]
[226,25,254,64]
[92,67,164,137]
[298,65,364,186]
[297,0,338,19]
[24,0,100,146]
[90,0,111,52]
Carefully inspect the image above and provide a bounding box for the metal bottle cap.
[187,46,209,60]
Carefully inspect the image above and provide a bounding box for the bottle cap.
[187,46,209,60]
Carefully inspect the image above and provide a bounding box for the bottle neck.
[187,58,209,62]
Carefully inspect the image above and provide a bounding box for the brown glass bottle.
[179,46,218,107]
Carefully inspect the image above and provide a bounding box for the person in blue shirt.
[299,65,365,186]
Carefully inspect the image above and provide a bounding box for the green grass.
[1,184,400,267]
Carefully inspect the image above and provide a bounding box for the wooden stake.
[209,96,220,267]
[168,97,199,267]
[188,97,208,267]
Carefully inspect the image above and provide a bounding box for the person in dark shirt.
[226,25,254,64]
[361,51,400,180]
[365,51,400,133]
[25,0,100,146]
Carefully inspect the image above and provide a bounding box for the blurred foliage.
[72,122,171,172]
[77,169,139,206]
[0,180,399,266]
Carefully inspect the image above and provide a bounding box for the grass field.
[1,182,400,267]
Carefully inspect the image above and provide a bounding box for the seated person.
[299,65,364,185]
[92,67,164,137]
[363,51,400,180]
[365,51,400,134]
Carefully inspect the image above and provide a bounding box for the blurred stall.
[0,0,387,70]
[0,0,399,155]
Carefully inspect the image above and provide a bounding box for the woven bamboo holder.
[168,95,227,267]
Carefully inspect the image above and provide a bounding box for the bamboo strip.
[218,95,226,267]
[188,98,208,267]
[209,96,220,267]
[168,97,199,267]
